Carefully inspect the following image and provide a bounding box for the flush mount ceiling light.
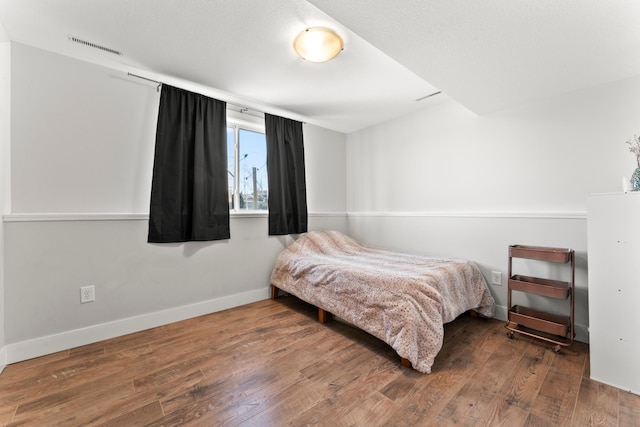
[293,27,344,63]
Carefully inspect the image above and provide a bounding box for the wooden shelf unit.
[506,245,575,351]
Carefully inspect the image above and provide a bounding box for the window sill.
[230,210,268,218]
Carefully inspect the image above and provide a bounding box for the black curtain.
[148,85,230,243]
[265,113,308,235]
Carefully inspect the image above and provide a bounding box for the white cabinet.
[587,193,640,395]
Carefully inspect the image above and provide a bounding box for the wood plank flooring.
[0,296,638,426]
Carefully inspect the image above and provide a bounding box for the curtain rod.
[127,72,265,118]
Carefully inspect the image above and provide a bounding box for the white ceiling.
[1,1,639,133]
[310,0,640,114]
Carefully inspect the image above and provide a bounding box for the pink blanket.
[270,230,495,373]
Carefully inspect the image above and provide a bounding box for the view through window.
[227,125,268,211]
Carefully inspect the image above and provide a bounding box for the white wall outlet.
[490,271,502,286]
[80,285,95,303]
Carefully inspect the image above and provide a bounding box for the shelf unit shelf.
[508,275,571,299]
[505,245,575,351]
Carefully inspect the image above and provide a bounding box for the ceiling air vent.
[67,35,122,56]
[415,91,441,102]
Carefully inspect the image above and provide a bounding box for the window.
[227,123,268,211]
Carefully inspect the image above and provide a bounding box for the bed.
[270,230,495,373]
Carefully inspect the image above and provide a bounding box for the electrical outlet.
[491,271,502,286]
[80,285,95,303]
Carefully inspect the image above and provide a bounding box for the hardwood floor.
[1,296,638,426]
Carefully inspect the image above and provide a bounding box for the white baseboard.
[6,287,270,364]
[492,304,589,344]
[493,304,509,322]
[0,345,6,374]
[3,295,589,366]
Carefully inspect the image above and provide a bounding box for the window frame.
[227,116,268,213]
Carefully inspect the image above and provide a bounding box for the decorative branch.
[626,134,640,167]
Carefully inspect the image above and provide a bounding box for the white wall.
[0,19,6,43]
[0,28,10,368]
[11,44,158,214]
[347,82,638,213]
[346,75,640,343]
[3,43,347,362]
